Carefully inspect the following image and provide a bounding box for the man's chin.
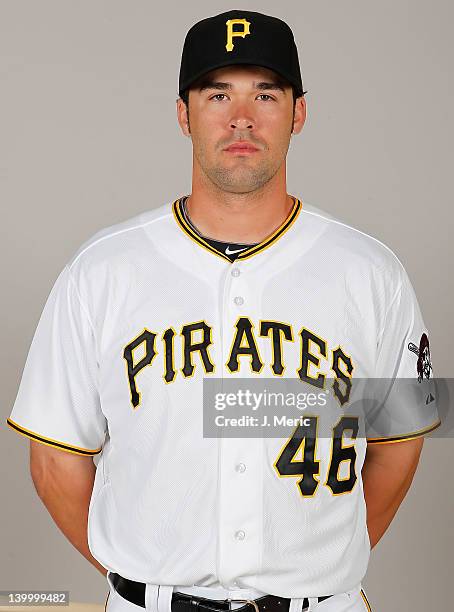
[213,180,270,194]
[203,160,275,193]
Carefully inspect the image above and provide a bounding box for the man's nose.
[229,103,255,130]
[230,116,254,130]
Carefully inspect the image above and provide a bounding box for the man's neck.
[180,196,259,262]
[185,189,295,244]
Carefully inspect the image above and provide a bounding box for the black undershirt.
[180,196,259,262]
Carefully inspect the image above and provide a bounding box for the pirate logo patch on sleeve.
[408,332,433,382]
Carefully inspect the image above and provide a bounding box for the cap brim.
[179,57,303,97]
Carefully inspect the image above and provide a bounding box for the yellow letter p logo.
[225,19,251,52]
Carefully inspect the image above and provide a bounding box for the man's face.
[177,65,306,194]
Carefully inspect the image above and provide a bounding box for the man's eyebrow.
[198,81,232,92]
[254,81,287,93]
[198,80,287,93]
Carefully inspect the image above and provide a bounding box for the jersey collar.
[172,195,302,263]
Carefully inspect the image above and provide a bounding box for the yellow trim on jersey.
[172,196,302,262]
[173,197,231,262]
[366,418,441,444]
[360,588,372,611]
[6,418,103,456]
[104,590,110,612]
[236,197,302,260]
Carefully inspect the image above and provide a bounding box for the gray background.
[1,1,453,610]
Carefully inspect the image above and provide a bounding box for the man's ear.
[292,96,307,135]
[176,98,191,136]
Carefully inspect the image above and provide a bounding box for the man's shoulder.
[300,200,406,279]
[66,199,175,271]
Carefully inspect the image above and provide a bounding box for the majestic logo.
[225,245,248,255]
[225,18,251,52]
[408,332,433,382]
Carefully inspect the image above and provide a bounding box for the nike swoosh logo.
[225,245,248,255]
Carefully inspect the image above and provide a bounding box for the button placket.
[217,437,263,583]
[217,262,262,585]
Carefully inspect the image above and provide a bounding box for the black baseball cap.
[178,10,305,98]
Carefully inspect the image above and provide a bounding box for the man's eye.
[210,93,228,101]
[209,93,275,102]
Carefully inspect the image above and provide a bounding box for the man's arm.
[362,436,424,549]
[29,440,107,576]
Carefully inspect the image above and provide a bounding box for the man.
[7,10,440,612]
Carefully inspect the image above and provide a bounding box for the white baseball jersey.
[7,195,440,598]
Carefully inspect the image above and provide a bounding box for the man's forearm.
[31,445,107,576]
[362,440,422,549]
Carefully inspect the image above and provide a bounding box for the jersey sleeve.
[6,265,107,456]
[365,267,441,444]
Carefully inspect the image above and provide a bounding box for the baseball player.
[7,10,440,612]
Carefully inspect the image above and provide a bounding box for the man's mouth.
[224,142,259,153]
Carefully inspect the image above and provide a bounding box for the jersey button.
[234,296,244,306]
[235,530,246,541]
[231,268,240,277]
[235,463,246,473]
